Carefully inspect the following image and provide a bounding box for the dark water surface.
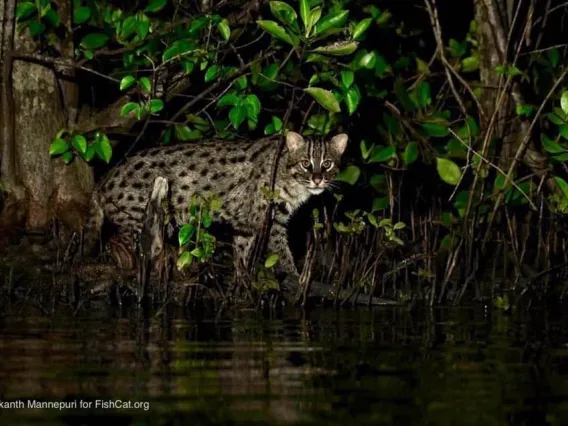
[1,304,568,425]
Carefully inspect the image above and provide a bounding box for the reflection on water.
[0,304,568,425]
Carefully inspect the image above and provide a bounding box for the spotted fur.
[84,132,348,277]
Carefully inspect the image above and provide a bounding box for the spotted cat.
[85,132,348,277]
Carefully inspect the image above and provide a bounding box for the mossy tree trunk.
[0,0,93,242]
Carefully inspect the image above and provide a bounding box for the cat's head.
[285,132,348,195]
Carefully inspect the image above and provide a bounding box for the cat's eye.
[322,160,332,169]
[300,160,311,169]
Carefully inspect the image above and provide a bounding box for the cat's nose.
[312,174,323,185]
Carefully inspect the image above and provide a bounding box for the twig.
[11,52,120,83]
[448,128,537,210]
[169,53,271,123]
[482,67,568,248]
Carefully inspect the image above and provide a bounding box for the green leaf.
[229,106,247,128]
[562,91,568,116]
[461,56,479,72]
[393,222,406,230]
[309,6,322,29]
[305,87,341,113]
[448,39,466,58]
[244,94,261,118]
[49,138,69,156]
[71,135,87,154]
[269,1,298,28]
[264,253,279,268]
[44,9,60,27]
[176,251,192,270]
[436,157,462,185]
[403,142,419,166]
[341,70,354,88]
[16,2,36,20]
[272,116,283,132]
[145,0,167,13]
[257,20,296,46]
[135,15,150,39]
[554,176,568,206]
[234,75,247,90]
[345,86,360,115]
[515,104,533,117]
[299,0,311,34]
[119,15,137,39]
[311,41,359,56]
[372,196,388,212]
[307,113,333,134]
[217,93,240,107]
[264,116,283,135]
[369,146,395,163]
[80,33,109,49]
[554,176,568,201]
[95,136,113,164]
[552,152,568,162]
[120,75,136,91]
[175,124,193,141]
[84,144,96,162]
[217,19,230,41]
[62,151,74,164]
[189,16,208,34]
[162,39,194,62]
[422,122,450,137]
[148,99,164,113]
[204,65,219,82]
[360,140,371,160]
[336,165,360,185]
[394,79,416,111]
[264,123,277,135]
[416,82,431,108]
[541,134,567,154]
[353,18,372,40]
[210,197,222,211]
[187,115,209,130]
[120,102,139,117]
[314,10,349,35]
[28,21,46,37]
[181,60,195,74]
[440,233,458,251]
[359,51,377,69]
[552,108,567,122]
[190,247,204,258]
[202,215,212,228]
[139,77,152,93]
[178,224,194,246]
[560,124,568,140]
[548,48,560,68]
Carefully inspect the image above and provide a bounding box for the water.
[0,304,568,425]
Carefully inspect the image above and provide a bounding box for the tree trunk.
[475,0,550,180]
[0,0,93,243]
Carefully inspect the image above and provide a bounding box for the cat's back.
[96,137,279,231]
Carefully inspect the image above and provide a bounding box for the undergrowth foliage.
[12,0,568,303]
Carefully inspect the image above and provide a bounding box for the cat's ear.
[330,133,348,155]
[286,132,305,152]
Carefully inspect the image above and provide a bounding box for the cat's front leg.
[233,234,256,282]
[267,221,298,278]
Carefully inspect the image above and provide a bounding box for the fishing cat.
[85,131,348,278]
